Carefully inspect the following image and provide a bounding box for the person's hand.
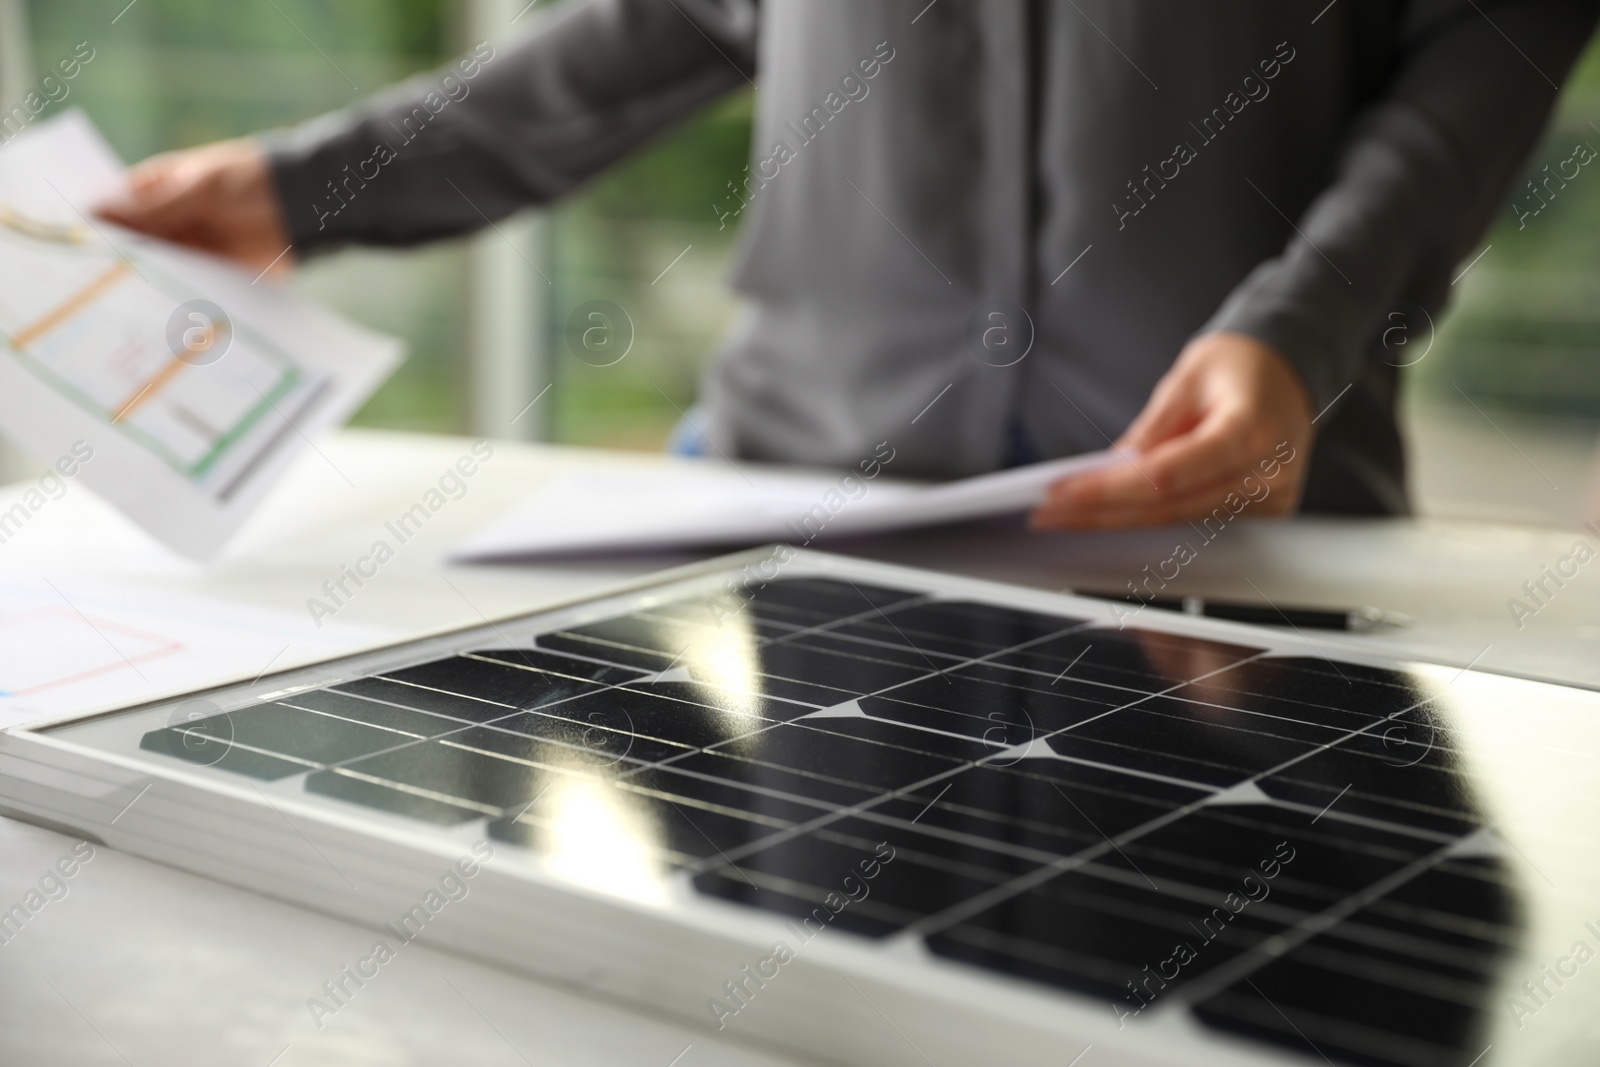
[1032,331,1313,529]
[95,139,294,275]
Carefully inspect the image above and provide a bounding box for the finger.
[1042,432,1250,510]
[95,157,187,220]
[1037,425,1303,527]
[1036,439,1304,528]
[1033,467,1246,529]
[1130,408,1273,496]
[1118,372,1202,453]
[1041,456,1204,512]
[93,192,146,225]
[100,163,214,232]
[97,189,180,230]
[1033,476,1272,530]
[108,181,201,232]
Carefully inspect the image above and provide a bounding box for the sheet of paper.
[451,449,1120,560]
[0,110,402,560]
[0,568,390,729]
[825,449,1122,535]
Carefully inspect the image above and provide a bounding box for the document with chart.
[0,111,401,559]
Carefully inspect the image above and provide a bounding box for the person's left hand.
[1031,331,1314,529]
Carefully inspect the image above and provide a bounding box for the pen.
[1071,590,1410,632]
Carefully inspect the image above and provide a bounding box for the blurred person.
[98,0,1599,529]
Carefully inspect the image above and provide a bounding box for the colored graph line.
[112,351,191,423]
[10,260,129,348]
[0,608,184,696]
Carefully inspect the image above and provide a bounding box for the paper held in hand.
[451,448,1120,561]
[0,110,401,560]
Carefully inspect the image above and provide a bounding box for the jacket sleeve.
[263,0,759,253]
[1204,0,1600,412]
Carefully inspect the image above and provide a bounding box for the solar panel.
[2,549,1595,1067]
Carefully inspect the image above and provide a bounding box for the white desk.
[2,429,1596,1067]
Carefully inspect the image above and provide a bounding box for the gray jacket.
[266,0,1599,513]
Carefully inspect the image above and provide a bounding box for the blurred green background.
[20,0,1600,457]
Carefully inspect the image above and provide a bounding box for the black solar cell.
[379,654,621,710]
[989,628,1263,692]
[130,578,1519,1067]
[1193,857,1515,1067]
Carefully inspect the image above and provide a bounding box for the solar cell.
[6,556,1583,1067]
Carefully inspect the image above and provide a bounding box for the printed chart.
[0,606,182,699]
[0,569,388,729]
[0,110,400,559]
[0,210,326,502]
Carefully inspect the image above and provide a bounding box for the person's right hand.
[96,139,294,276]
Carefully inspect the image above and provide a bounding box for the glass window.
[1404,45,1600,526]
[547,91,750,449]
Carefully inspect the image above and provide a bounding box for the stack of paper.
[451,449,1118,560]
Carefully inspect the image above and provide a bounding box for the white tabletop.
[2,429,1596,1067]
